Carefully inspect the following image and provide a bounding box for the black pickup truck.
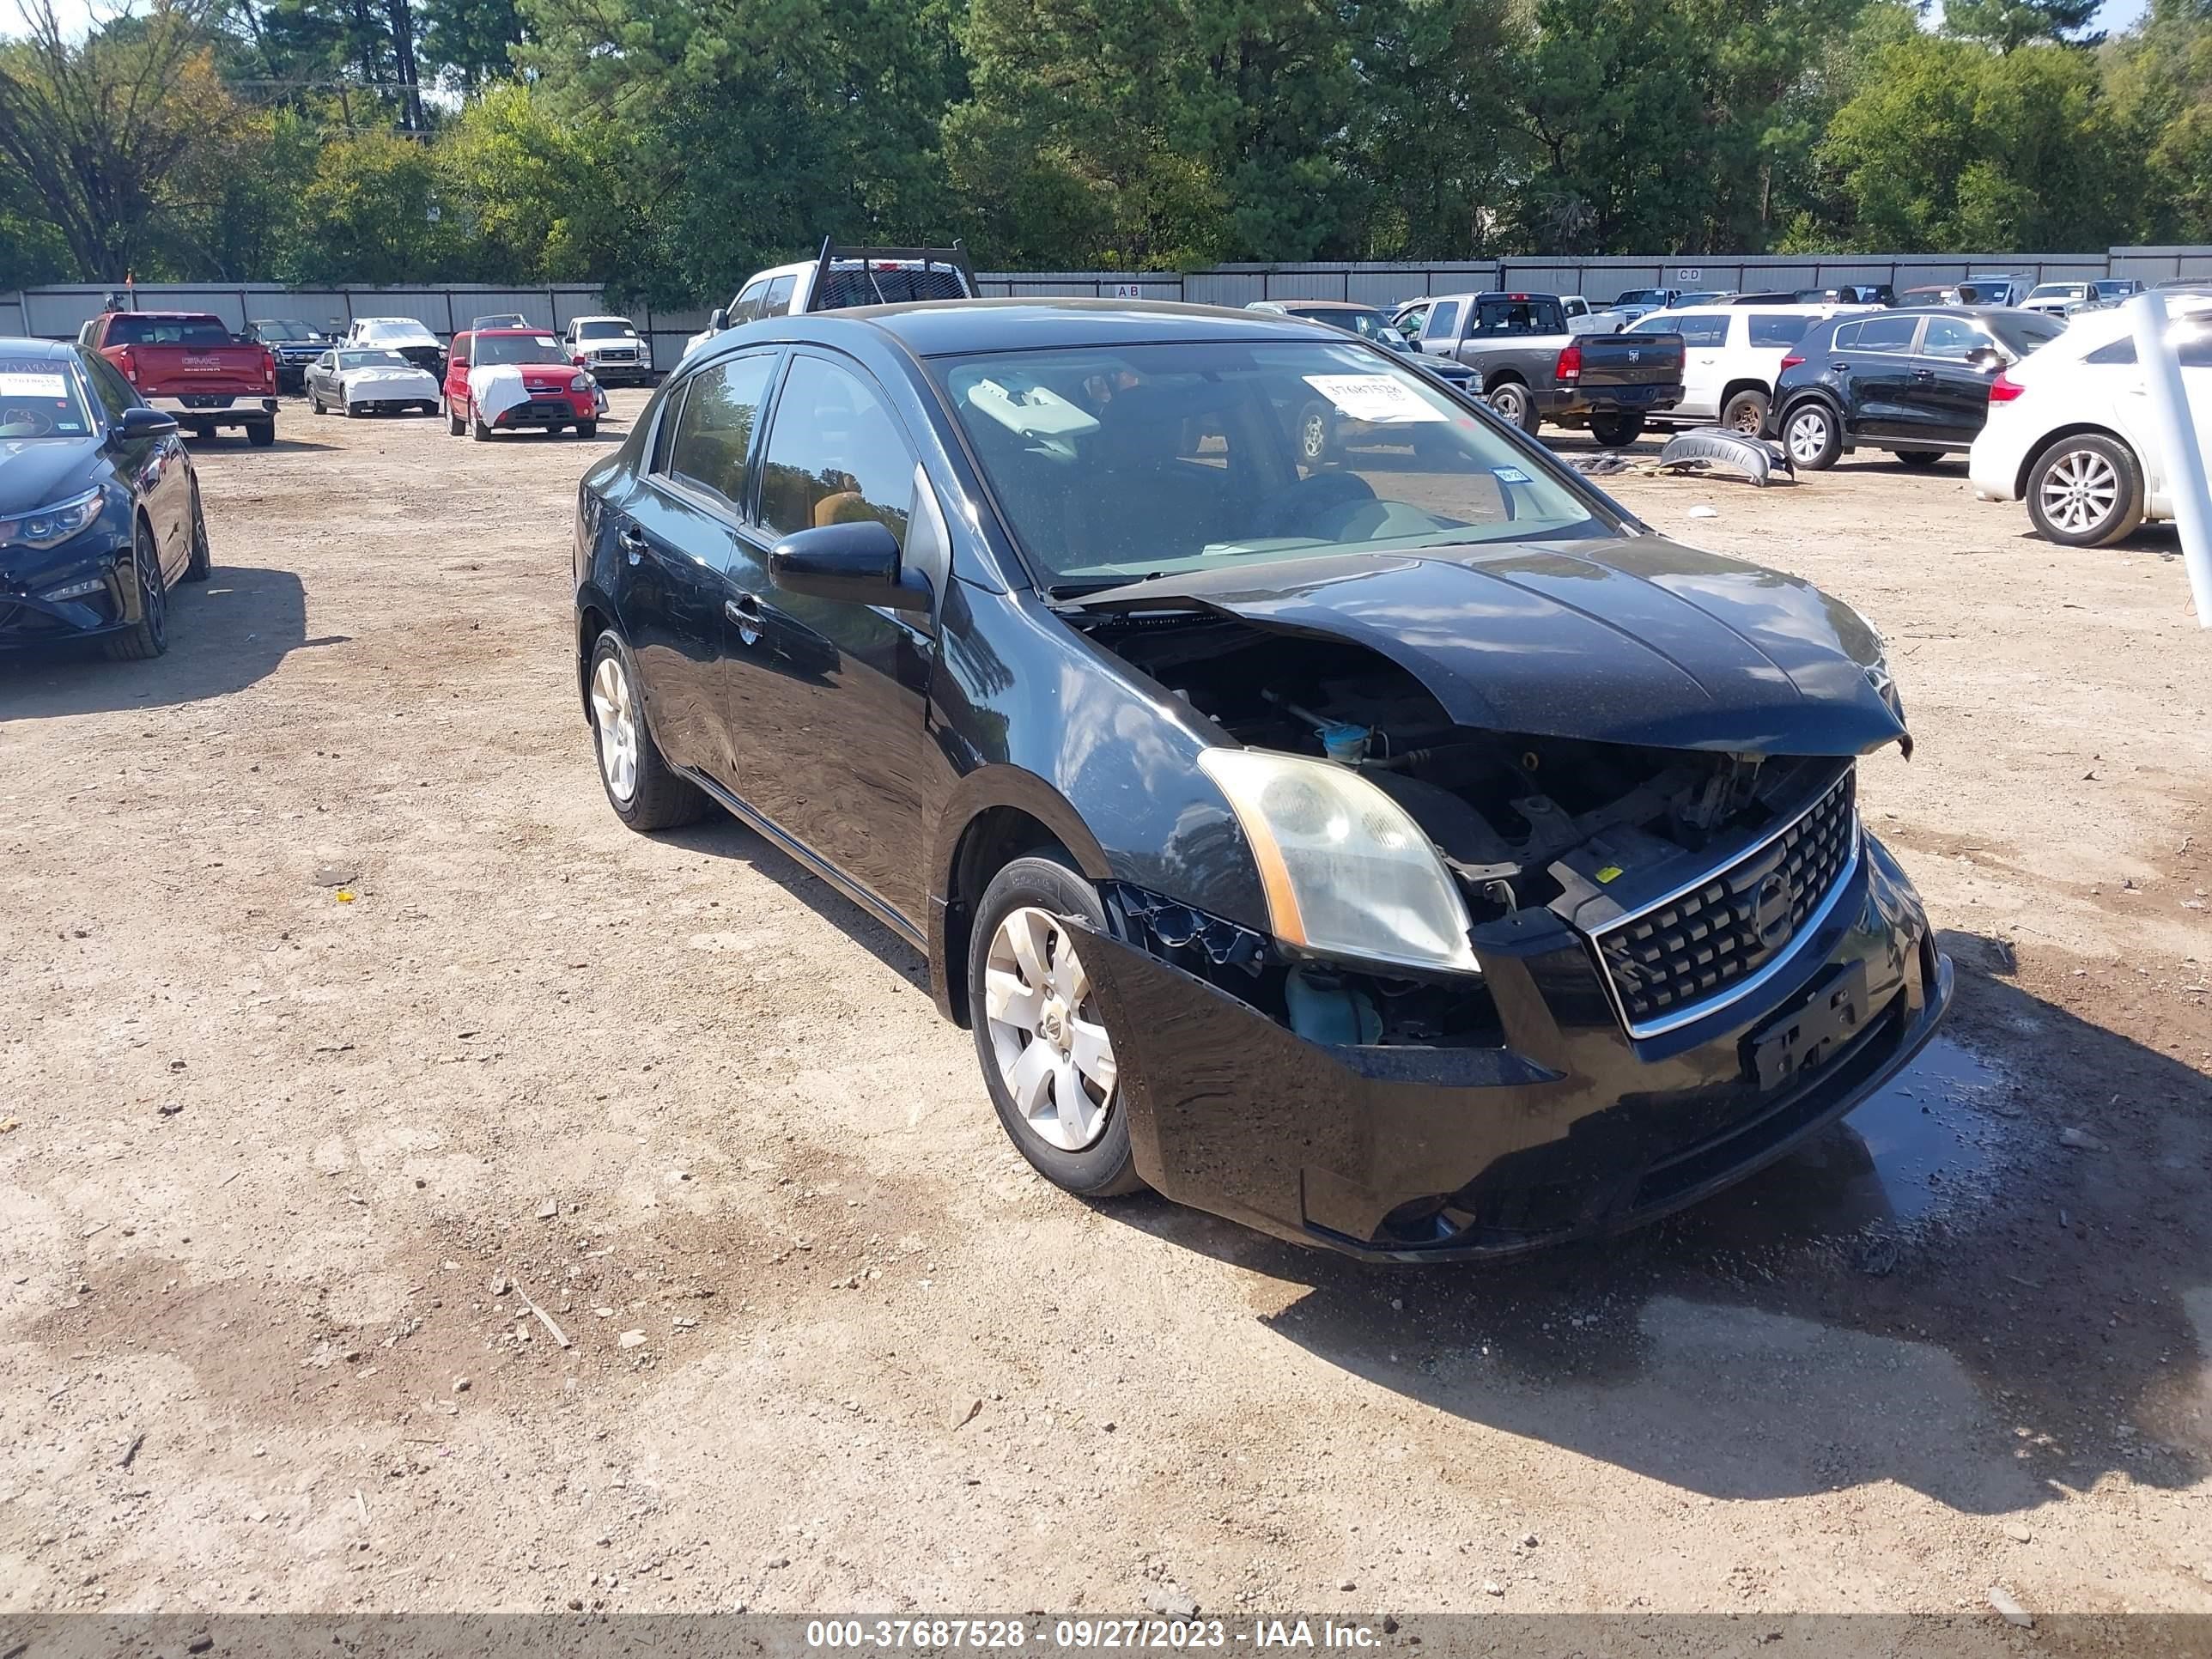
[1394,291,1685,446]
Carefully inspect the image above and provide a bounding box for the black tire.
[1893,449,1945,468]
[104,520,168,660]
[585,629,710,830]
[182,480,211,581]
[419,402,438,416]
[2025,432,2145,548]
[309,387,325,416]
[1588,410,1644,448]
[576,419,599,439]
[447,398,465,436]
[967,854,1143,1199]
[1722,388,1770,434]
[246,419,275,447]
[471,402,492,441]
[186,422,213,441]
[1296,399,1334,465]
[1485,379,1539,434]
[1781,399,1843,471]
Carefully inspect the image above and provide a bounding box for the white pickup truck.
[1620,304,1872,432]
[684,240,978,362]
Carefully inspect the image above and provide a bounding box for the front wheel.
[1588,410,1644,448]
[2026,433,2144,547]
[576,419,599,439]
[182,480,211,581]
[104,520,169,660]
[586,629,710,830]
[447,398,465,435]
[1484,380,1539,434]
[309,387,325,416]
[967,855,1142,1198]
[471,402,492,441]
[1782,401,1842,471]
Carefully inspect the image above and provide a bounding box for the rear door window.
[1671,315,1729,348]
[663,351,778,514]
[762,276,796,316]
[1919,316,1987,360]
[1747,314,1814,349]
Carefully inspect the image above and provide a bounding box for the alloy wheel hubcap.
[1788,410,1828,463]
[984,906,1117,1152]
[2041,450,2118,533]
[590,653,641,802]
[1302,413,1326,458]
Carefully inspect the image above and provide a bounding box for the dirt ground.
[3,388,2209,1625]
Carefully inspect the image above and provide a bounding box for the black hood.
[0,438,103,515]
[1073,537,1909,757]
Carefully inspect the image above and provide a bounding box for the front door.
[615,349,781,783]
[722,349,938,927]
[1837,313,1924,439]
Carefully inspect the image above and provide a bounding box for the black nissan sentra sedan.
[572,300,1952,1261]
[1,336,207,659]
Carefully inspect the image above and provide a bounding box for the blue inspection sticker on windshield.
[1492,465,1534,484]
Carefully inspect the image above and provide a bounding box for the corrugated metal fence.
[9,246,2209,370]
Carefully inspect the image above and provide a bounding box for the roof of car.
[0,336,73,359]
[570,314,634,323]
[471,326,561,337]
[1263,300,1378,312]
[109,310,222,321]
[817,298,1332,356]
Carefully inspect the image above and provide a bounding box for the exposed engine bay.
[1080,608,1856,1046]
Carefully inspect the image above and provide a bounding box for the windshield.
[1287,307,1394,343]
[362,321,434,342]
[1615,289,1668,307]
[933,340,1607,589]
[0,358,93,441]
[471,334,565,367]
[577,319,635,339]
[2027,284,2085,301]
[104,314,231,346]
[338,349,412,370]
[256,320,317,340]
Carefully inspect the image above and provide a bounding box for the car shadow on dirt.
[1109,933,2210,1516]
[0,563,328,718]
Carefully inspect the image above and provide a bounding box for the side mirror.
[114,406,179,441]
[769,519,929,613]
[1965,345,2008,372]
[708,307,729,332]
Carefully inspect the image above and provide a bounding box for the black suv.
[1766,307,2063,471]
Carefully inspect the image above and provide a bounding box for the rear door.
[1909,314,2004,444]
[722,349,939,927]
[1644,313,1726,417]
[614,348,781,783]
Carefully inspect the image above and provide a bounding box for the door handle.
[616,525,647,564]
[1829,362,1849,373]
[726,593,763,626]
[1910,368,1935,380]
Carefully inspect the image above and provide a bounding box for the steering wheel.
[1259,471,1376,539]
[0,403,56,438]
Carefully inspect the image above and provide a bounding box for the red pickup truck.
[80,310,279,446]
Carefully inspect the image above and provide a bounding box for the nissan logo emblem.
[1753,873,1795,950]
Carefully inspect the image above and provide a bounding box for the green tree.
[1945,0,2101,51]
[284,125,452,280]
[2106,0,2212,238]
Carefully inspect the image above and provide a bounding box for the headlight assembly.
[1198,748,1479,975]
[0,488,104,550]
[569,374,592,392]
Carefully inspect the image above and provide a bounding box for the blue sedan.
[1,336,207,659]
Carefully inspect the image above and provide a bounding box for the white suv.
[683,242,977,362]
[1624,304,1871,431]
[1969,295,2212,546]
[562,314,653,385]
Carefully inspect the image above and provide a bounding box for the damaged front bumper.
[1077,831,1951,1261]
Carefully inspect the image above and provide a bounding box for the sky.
[14,0,2158,50]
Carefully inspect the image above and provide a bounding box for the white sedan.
[304,347,442,417]
[1968,295,2212,546]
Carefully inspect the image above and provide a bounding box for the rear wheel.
[104,520,168,660]
[246,419,275,447]
[1588,410,1644,448]
[1722,388,1770,434]
[1782,401,1842,471]
[586,629,709,830]
[2026,433,2144,547]
[1893,448,1945,468]
[967,855,1141,1199]
[1485,379,1539,434]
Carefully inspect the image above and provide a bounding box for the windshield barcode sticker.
[1303,374,1447,424]
[1492,466,1533,484]
[0,373,70,398]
